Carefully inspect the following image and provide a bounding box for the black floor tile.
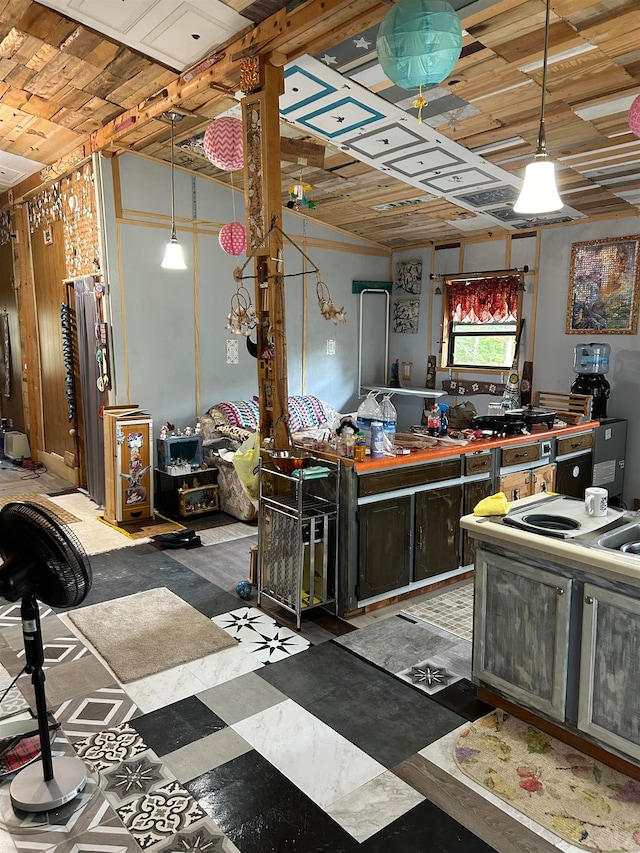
[431,678,495,721]
[67,546,239,616]
[185,750,357,853]
[131,695,227,755]
[361,797,498,853]
[258,642,466,767]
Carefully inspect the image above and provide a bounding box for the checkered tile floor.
[400,583,474,640]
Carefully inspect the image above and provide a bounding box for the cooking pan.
[505,405,556,429]
[472,415,525,435]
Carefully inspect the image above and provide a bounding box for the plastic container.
[573,342,611,374]
[380,395,397,444]
[354,432,367,462]
[356,391,383,443]
[370,421,384,458]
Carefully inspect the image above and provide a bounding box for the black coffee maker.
[571,342,610,419]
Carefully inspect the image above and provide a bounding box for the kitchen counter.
[461,493,640,588]
[354,420,598,472]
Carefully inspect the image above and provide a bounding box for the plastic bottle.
[427,404,441,437]
[380,395,397,446]
[370,421,384,458]
[437,403,449,436]
[354,432,367,462]
[356,391,383,444]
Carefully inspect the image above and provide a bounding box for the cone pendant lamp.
[513,0,563,215]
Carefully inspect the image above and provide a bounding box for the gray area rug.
[69,587,236,682]
[334,616,471,695]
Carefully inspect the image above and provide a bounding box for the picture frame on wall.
[43,227,53,246]
[566,235,640,334]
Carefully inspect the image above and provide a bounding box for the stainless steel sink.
[596,521,640,557]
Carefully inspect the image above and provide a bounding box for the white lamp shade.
[161,238,186,270]
[513,158,563,214]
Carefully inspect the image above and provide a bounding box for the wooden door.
[578,584,640,761]
[0,241,24,432]
[474,548,572,721]
[414,484,462,581]
[499,469,531,502]
[463,478,493,567]
[358,496,412,600]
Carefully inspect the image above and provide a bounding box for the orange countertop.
[352,420,598,473]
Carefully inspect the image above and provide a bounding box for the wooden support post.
[242,58,288,449]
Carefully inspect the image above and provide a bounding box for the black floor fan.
[0,501,92,812]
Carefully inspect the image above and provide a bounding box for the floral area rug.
[454,709,640,852]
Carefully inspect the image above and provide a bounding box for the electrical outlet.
[226,339,239,364]
[326,339,336,355]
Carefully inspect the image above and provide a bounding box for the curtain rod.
[430,266,529,282]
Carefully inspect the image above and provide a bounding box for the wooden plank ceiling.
[0,0,639,248]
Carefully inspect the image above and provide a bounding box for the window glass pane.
[451,333,516,368]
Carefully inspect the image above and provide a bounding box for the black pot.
[506,406,556,430]
[472,415,525,435]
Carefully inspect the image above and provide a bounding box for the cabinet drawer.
[464,453,493,476]
[359,458,461,497]
[501,444,540,467]
[557,432,593,456]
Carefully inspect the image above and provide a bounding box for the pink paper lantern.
[219,222,246,256]
[629,94,640,137]
[203,116,244,171]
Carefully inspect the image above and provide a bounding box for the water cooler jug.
[570,342,610,419]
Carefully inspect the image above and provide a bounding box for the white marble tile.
[420,726,583,853]
[325,769,425,842]
[183,643,264,687]
[124,664,210,713]
[232,699,385,809]
[199,524,257,546]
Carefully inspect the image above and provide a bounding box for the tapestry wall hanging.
[393,299,419,333]
[395,260,423,294]
[566,235,640,334]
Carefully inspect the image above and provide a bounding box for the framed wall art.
[392,299,419,333]
[395,260,422,294]
[566,235,640,334]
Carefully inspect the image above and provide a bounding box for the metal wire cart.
[258,457,339,629]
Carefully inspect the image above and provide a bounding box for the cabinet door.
[462,479,493,567]
[531,462,556,495]
[499,469,531,502]
[474,548,572,720]
[578,584,640,761]
[555,451,592,498]
[414,485,462,581]
[358,496,411,600]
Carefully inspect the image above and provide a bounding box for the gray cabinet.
[474,548,572,721]
[578,584,640,761]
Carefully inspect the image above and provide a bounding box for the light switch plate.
[327,339,336,355]
[226,339,239,364]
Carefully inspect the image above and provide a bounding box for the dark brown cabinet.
[414,485,462,580]
[463,478,493,567]
[556,451,593,498]
[358,495,412,599]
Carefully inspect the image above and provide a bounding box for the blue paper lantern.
[376,0,462,90]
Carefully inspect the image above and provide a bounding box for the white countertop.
[461,494,640,587]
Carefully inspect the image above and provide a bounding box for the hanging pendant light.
[513,0,563,215]
[161,111,187,270]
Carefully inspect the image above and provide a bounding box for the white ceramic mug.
[585,486,608,517]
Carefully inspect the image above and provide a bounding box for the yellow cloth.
[473,492,511,517]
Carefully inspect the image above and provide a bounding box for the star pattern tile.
[116,780,208,850]
[211,607,274,638]
[410,663,452,687]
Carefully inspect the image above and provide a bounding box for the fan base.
[10,756,87,813]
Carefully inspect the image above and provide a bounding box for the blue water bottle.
[438,404,449,436]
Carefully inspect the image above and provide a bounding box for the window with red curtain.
[444,274,521,369]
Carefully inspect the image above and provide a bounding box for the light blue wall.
[98,153,390,430]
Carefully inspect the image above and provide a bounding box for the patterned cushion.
[216,423,253,443]
[287,395,328,432]
[208,400,259,430]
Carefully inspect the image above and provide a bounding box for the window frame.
[440,272,524,372]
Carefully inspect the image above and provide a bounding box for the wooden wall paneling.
[30,217,77,466]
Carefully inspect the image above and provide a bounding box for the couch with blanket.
[199,395,341,521]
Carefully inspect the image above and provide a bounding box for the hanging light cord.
[169,116,177,239]
[537,0,551,156]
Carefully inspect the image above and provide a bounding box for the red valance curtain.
[447,275,520,324]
